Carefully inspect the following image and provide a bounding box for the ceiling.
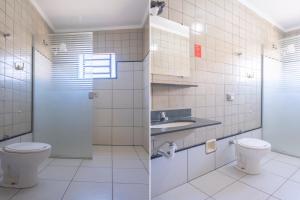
[239,0,300,32]
[31,0,148,32]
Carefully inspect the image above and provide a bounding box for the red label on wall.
[194,44,202,58]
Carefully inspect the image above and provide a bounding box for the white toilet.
[0,142,51,188]
[235,138,271,174]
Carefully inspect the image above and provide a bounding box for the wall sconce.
[14,62,24,71]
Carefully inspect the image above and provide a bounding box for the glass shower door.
[34,33,94,158]
[263,36,300,157]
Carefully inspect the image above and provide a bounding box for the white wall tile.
[118,62,134,72]
[113,90,133,108]
[94,109,112,126]
[188,145,216,181]
[152,150,188,197]
[216,136,236,168]
[113,72,133,89]
[112,127,133,145]
[134,90,143,108]
[134,71,143,89]
[94,90,112,108]
[93,127,112,145]
[93,79,113,90]
[134,127,143,145]
[134,109,143,127]
[113,109,133,126]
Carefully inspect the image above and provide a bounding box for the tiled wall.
[151,27,190,76]
[151,0,283,151]
[143,54,150,152]
[93,27,149,147]
[93,29,144,62]
[0,0,51,142]
[92,62,144,146]
[151,129,262,196]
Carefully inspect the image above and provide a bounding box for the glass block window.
[79,53,116,79]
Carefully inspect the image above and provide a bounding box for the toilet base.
[0,163,39,189]
[0,181,37,189]
[234,164,261,175]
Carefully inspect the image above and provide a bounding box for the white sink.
[151,121,195,129]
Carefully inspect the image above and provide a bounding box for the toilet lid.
[3,142,51,153]
[237,138,271,150]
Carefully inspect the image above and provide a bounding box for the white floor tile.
[274,154,300,167]
[263,160,298,178]
[73,167,112,182]
[39,166,77,181]
[113,151,140,160]
[217,162,246,180]
[274,180,300,200]
[63,181,112,200]
[81,157,112,168]
[152,183,208,200]
[0,187,19,200]
[289,169,300,183]
[240,170,286,194]
[50,159,82,167]
[190,171,236,195]
[213,182,268,200]
[10,180,69,200]
[38,158,53,172]
[113,168,148,184]
[261,152,280,165]
[113,183,148,200]
[267,196,280,200]
[113,158,144,169]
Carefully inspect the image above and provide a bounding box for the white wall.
[151,129,262,197]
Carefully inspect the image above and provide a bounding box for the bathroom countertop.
[151,117,221,136]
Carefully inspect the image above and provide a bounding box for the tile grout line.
[134,146,149,173]
[268,161,300,199]
[111,146,114,200]
[60,159,83,200]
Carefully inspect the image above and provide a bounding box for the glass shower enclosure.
[263,35,300,157]
[34,33,94,158]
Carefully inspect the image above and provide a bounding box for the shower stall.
[263,35,300,157]
[34,33,94,158]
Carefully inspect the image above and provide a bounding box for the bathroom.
[1,0,300,200]
[0,0,150,199]
[150,0,300,200]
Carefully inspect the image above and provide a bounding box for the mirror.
[150,16,190,77]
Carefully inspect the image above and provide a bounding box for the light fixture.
[190,22,204,34]
[150,1,165,16]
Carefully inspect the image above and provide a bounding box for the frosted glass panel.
[263,53,300,156]
[34,32,93,158]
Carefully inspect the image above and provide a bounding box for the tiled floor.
[0,145,149,200]
[153,152,300,200]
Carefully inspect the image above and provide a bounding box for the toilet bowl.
[235,138,271,174]
[0,142,51,188]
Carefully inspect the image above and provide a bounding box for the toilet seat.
[237,138,271,150]
[3,143,51,154]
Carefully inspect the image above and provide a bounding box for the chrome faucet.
[160,111,168,121]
